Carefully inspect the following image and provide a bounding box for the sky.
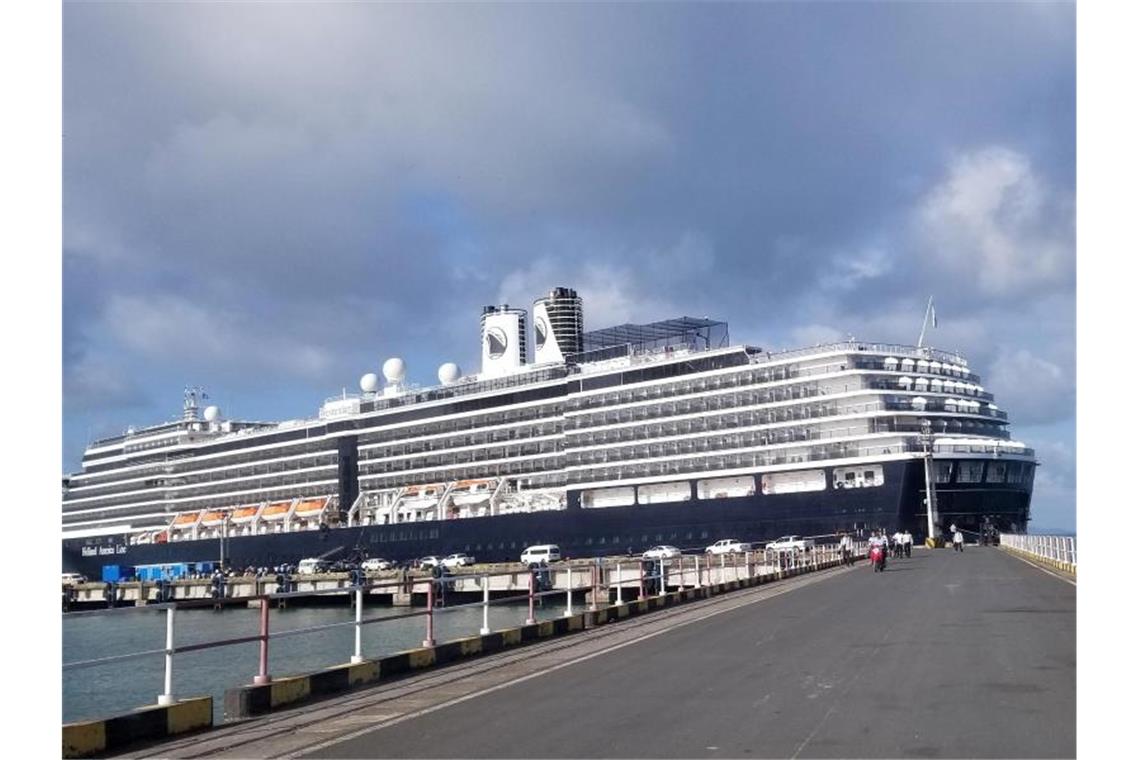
[62,1,1076,531]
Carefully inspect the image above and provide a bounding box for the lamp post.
[920,419,940,546]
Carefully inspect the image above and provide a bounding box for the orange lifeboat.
[260,501,292,521]
[200,510,229,527]
[294,499,326,516]
[172,511,201,526]
[231,505,260,523]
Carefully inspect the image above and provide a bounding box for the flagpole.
[916,296,933,348]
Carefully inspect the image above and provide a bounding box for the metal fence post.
[616,563,623,605]
[157,605,176,705]
[659,559,667,597]
[423,580,435,647]
[589,563,599,613]
[480,574,491,635]
[745,550,752,580]
[351,585,364,664]
[526,570,536,625]
[565,566,574,617]
[253,596,271,685]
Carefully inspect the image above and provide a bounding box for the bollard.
[157,605,176,705]
[351,585,364,664]
[616,563,623,605]
[565,566,573,617]
[423,581,436,647]
[253,597,271,685]
[526,570,536,625]
[480,574,491,636]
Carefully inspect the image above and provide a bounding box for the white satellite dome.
[382,357,406,383]
[203,405,220,422]
[360,373,379,393]
[438,362,461,385]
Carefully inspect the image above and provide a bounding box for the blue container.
[100,564,133,583]
[135,562,191,581]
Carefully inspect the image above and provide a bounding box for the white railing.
[63,542,854,718]
[999,533,1076,571]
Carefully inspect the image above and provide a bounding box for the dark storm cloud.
[63,2,1075,527]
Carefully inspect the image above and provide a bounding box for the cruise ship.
[62,287,1035,575]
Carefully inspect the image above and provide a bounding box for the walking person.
[839,532,853,566]
[903,530,913,558]
[953,529,964,552]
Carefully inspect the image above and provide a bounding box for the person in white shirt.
[839,532,853,566]
[953,529,964,552]
[868,530,888,569]
[892,531,904,558]
[902,530,913,558]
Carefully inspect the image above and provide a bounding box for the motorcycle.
[869,544,886,572]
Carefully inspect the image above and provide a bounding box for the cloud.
[103,294,335,381]
[913,146,1074,297]
[985,348,1073,427]
[61,3,1075,476]
[496,230,716,331]
[64,353,151,416]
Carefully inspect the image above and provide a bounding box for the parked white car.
[418,556,442,569]
[520,544,561,564]
[705,539,749,555]
[441,553,475,568]
[62,572,87,586]
[642,545,682,560]
[296,558,330,575]
[361,558,394,572]
[766,536,815,553]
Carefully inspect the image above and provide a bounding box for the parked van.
[520,544,561,565]
[296,558,330,575]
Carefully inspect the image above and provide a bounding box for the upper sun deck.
[79,325,983,465]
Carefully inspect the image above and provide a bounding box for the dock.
[84,546,1074,758]
[62,554,785,609]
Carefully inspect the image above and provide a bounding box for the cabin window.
[958,461,984,483]
[986,462,1007,483]
[935,462,953,484]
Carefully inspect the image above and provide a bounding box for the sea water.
[63,598,583,724]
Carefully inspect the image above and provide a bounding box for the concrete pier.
[62,553,791,610]
[116,548,1074,759]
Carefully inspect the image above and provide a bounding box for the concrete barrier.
[1001,545,1077,575]
[62,696,211,758]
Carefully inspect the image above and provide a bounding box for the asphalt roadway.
[132,548,1075,759]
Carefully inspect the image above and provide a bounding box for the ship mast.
[182,386,205,422]
[916,296,936,348]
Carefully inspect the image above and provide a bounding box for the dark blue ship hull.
[62,460,1032,576]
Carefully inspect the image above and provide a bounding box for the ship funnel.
[533,286,583,365]
[480,304,527,378]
